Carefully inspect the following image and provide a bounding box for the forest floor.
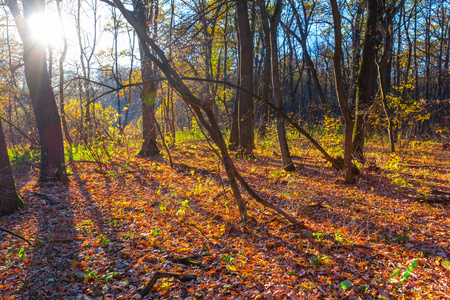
[1,137,450,299]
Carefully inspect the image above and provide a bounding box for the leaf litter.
[1,141,449,299]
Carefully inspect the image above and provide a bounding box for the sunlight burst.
[27,12,65,47]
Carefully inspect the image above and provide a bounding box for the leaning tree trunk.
[0,118,23,216]
[135,0,160,157]
[108,0,303,224]
[7,0,68,183]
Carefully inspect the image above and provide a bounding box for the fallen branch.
[233,170,298,224]
[0,227,33,246]
[212,189,230,201]
[414,197,450,204]
[187,223,211,243]
[31,192,60,205]
[431,190,450,196]
[139,272,197,297]
[278,221,307,232]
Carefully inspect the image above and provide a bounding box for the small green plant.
[309,255,329,266]
[99,234,110,248]
[312,232,324,239]
[394,233,409,243]
[8,147,40,167]
[340,280,352,290]
[18,248,26,258]
[102,272,117,283]
[401,259,417,283]
[177,199,190,216]
[120,231,134,242]
[222,254,235,264]
[85,270,99,281]
[335,230,353,244]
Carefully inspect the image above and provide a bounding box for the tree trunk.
[330,0,354,183]
[287,0,327,111]
[57,0,73,149]
[379,0,405,153]
[233,0,254,155]
[135,0,160,157]
[257,10,271,139]
[109,0,300,224]
[348,0,365,107]
[352,0,380,162]
[268,0,295,171]
[0,118,23,216]
[7,0,68,183]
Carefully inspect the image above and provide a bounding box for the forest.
[0,0,449,298]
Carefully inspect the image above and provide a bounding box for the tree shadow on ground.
[12,183,81,299]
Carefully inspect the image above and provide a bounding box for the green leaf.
[340,280,352,290]
[401,259,417,283]
[18,248,25,258]
[144,91,157,106]
[359,285,369,291]
[441,260,450,270]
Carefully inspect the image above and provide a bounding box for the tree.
[257,1,272,138]
[134,0,160,157]
[352,0,380,162]
[57,0,73,148]
[287,0,328,111]
[102,0,299,224]
[0,118,23,216]
[229,0,254,155]
[7,0,68,183]
[264,0,295,171]
[330,0,354,183]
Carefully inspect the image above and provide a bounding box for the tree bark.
[257,8,271,139]
[330,0,354,183]
[287,0,327,111]
[134,0,160,157]
[106,0,300,224]
[7,0,68,183]
[0,118,24,216]
[268,0,295,171]
[230,0,254,155]
[57,0,73,149]
[352,0,380,162]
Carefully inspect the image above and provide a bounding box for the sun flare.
[27,12,65,47]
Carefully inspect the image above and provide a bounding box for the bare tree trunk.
[444,25,450,99]
[287,0,327,111]
[378,0,405,153]
[135,0,160,157]
[330,0,354,183]
[7,0,68,183]
[0,118,23,216]
[57,0,73,148]
[232,0,254,155]
[348,0,365,106]
[107,0,301,224]
[257,8,271,139]
[352,0,380,162]
[268,0,295,171]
